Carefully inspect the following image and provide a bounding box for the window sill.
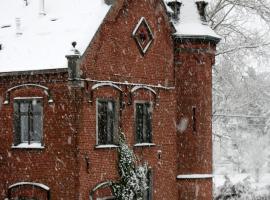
[95,144,119,149]
[12,143,45,149]
[134,143,156,147]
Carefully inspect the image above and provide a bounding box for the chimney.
[15,18,22,35]
[39,0,46,15]
[66,42,84,87]
[167,1,182,21]
[196,1,208,22]
[104,0,115,5]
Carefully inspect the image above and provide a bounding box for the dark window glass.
[97,100,117,145]
[135,102,152,143]
[14,99,43,145]
[143,170,152,200]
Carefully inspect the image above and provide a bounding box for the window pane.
[97,100,116,145]
[136,103,152,143]
[145,103,152,143]
[107,101,115,144]
[20,115,29,142]
[14,99,43,145]
[32,100,42,113]
[13,101,21,145]
[136,104,144,143]
[20,102,29,113]
[98,101,108,144]
[32,114,42,142]
[143,170,152,200]
[14,101,19,113]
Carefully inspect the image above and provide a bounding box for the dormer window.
[13,98,43,148]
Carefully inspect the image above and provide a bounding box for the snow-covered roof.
[169,0,220,40]
[0,0,111,73]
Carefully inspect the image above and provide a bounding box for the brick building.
[0,0,220,199]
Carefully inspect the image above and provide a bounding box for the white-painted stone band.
[177,174,213,179]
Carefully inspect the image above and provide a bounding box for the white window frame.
[134,100,153,145]
[96,98,118,147]
[12,97,44,149]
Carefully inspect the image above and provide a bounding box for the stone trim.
[177,174,213,179]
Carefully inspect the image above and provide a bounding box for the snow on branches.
[111,132,148,200]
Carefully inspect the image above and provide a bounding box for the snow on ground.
[0,0,111,72]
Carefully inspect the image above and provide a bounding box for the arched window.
[7,182,50,200]
[89,181,114,200]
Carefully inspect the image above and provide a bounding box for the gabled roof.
[0,0,111,73]
[0,0,220,74]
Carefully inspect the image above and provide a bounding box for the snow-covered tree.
[209,0,270,176]
[214,176,257,200]
[111,132,148,200]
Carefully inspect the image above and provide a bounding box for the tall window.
[13,98,43,146]
[135,102,152,143]
[97,99,117,145]
[143,170,152,200]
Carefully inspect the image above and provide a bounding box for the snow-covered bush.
[214,176,270,200]
[111,132,148,200]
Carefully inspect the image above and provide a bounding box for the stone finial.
[167,1,182,21]
[196,1,208,22]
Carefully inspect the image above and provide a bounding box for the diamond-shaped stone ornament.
[132,17,154,55]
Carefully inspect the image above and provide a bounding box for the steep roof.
[0,0,220,74]
[0,0,111,73]
[166,0,220,40]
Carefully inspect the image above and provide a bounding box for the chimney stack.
[104,0,115,5]
[196,1,208,22]
[39,0,46,15]
[15,18,22,35]
[167,1,182,21]
[66,42,84,87]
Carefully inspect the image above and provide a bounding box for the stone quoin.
[0,0,220,199]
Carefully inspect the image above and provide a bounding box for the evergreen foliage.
[111,132,148,200]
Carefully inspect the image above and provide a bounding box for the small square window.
[13,98,43,146]
[135,102,152,143]
[97,99,118,145]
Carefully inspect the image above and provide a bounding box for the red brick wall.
[0,72,80,199]
[76,0,178,199]
[77,87,177,200]
[177,179,213,200]
[0,0,217,199]
[174,39,217,199]
[81,0,174,87]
